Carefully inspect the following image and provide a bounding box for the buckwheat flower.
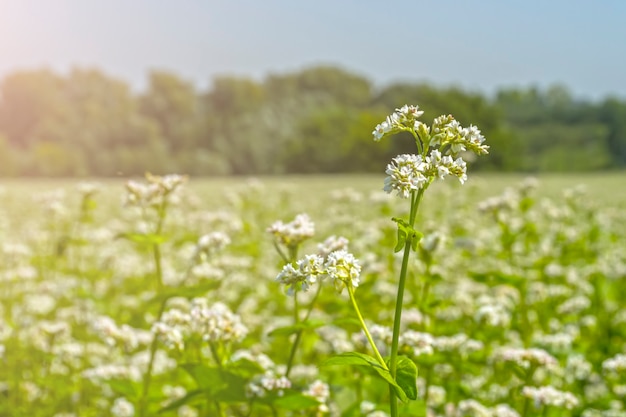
[276,254,325,295]
[427,385,446,408]
[493,347,558,370]
[522,386,578,409]
[317,235,350,259]
[431,114,455,140]
[247,371,292,398]
[383,154,428,198]
[461,124,489,155]
[603,354,626,374]
[534,332,574,353]
[111,397,135,417]
[83,364,142,382]
[189,301,248,344]
[196,231,230,257]
[267,213,315,248]
[77,182,101,197]
[557,295,591,315]
[457,399,491,417]
[373,120,392,141]
[399,330,435,357]
[177,406,198,417]
[368,412,390,417]
[325,250,361,293]
[231,349,276,371]
[475,303,511,327]
[152,322,185,351]
[360,401,377,414]
[304,379,330,403]
[492,404,520,417]
[565,354,592,382]
[154,173,187,193]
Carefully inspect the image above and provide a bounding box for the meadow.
[1,172,625,417]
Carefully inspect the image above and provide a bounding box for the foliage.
[1,66,625,176]
[1,174,625,417]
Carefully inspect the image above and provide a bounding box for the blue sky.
[1,0,625,100]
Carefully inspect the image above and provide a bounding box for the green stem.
[347,287,387,368]
[423,366,432,406]
[285,283,323,377]
[210,342,223,368]
[153,244,163,291]
[138,300,168,417]
[389,187,427,417]
[284,291,301,377]
[273,241,290,264]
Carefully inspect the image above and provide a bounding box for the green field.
[1,173,625,417]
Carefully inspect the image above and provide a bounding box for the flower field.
[1,170,625,417]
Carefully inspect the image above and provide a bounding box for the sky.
[1,0,625,100]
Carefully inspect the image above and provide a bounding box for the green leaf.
[118,232,169,246]
[108,379,138,400]
[150,281,222,304]
[273,393,321,410]
[321,351,381,368]
[322,352,408,402]
[159,390,204,413]
[181,363,248,402]
[331,317,362,330]
[399,398,427,416]
[395,356,418,400]
[395,227,407,252]
[227,358,266,378]
[391,217,423,253]
[268,319,326,337]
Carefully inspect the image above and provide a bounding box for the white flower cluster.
[398,331,483,358]
[326,250,362,293]
[304,379,331,414]
[267,213,315,249]
[493,347,558,370]
[455,399,520,417]
[196,231,230,257]
[373,104,424,141]
[93,316,152,350]
[83,364,142,382]
[603,354,626,374]
[124,173,187,208]
[231,349,276,371]
[317,235,350,258]
[276,254,325,295]
[374,105,487,199]
[383,151,468,198]
[110,397,135,417]
[522,385,579,409]
[246,371,291,398]
[153,300,248,350]
[275,249,361,295]
[431,116,489,156]
[475,303,511,327]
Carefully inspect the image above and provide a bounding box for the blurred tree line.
[0,66,625,176]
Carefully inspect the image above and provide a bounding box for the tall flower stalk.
[373,105,489,416]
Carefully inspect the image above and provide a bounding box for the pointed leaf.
[181,363,248,402]
[273,393,322,409]
[322,352,408,402]
[159,390,204,413]
[118,232,169,246]
[395,228,407,252]
[108,379,138,400]
[395,356,418,400]
[268,319,326,337]
[399,398,427,416]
